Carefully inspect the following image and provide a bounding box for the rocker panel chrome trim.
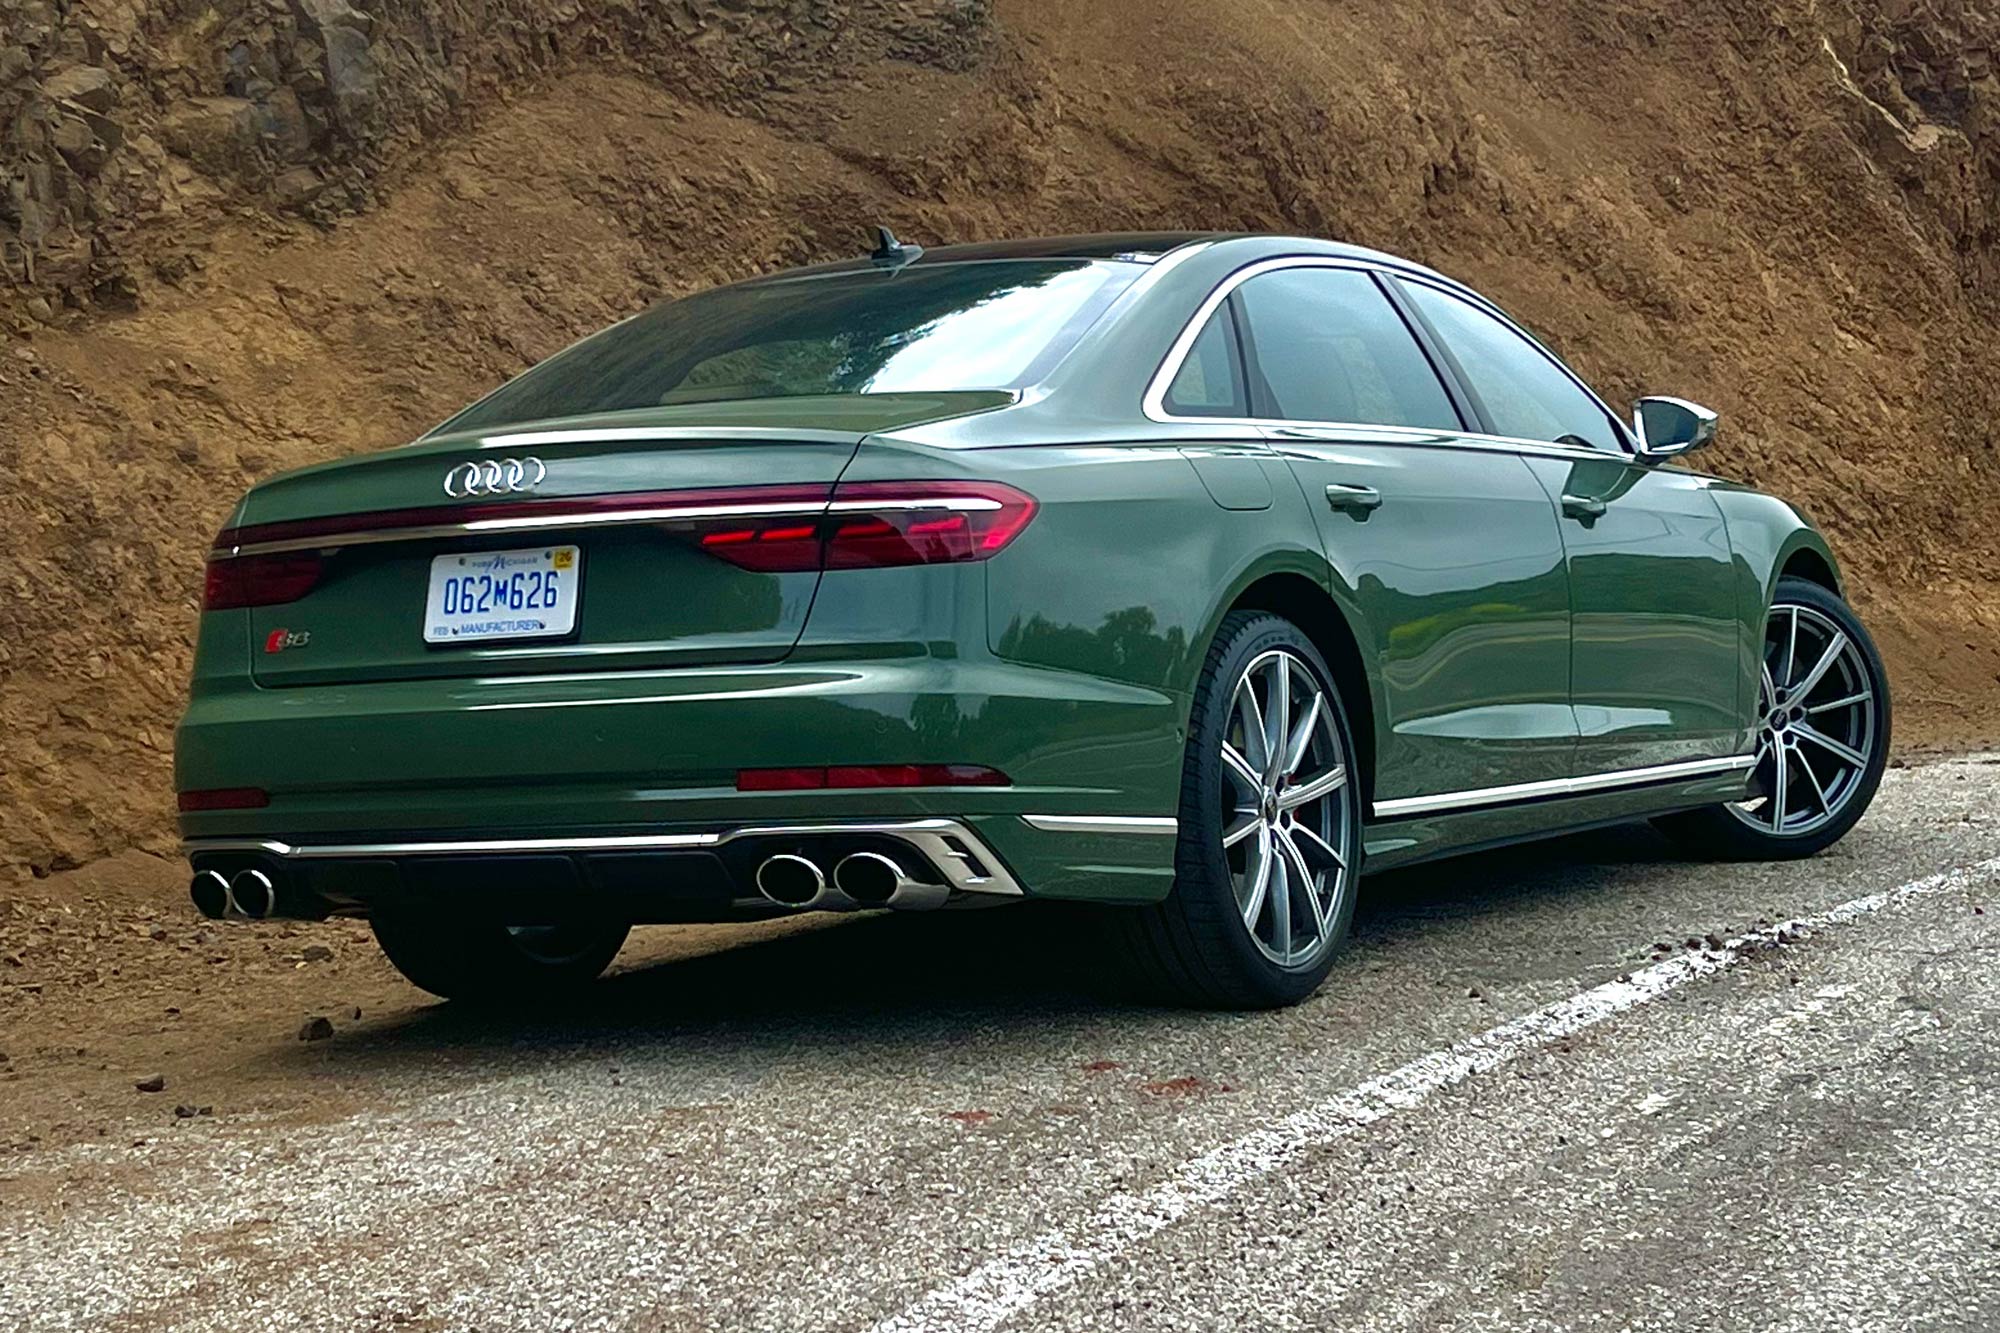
[1370,754,1757,820]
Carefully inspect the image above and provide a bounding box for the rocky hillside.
[3,0,1998,878]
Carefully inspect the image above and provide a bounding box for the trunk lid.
[231,394,1008,687]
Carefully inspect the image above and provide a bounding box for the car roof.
[743,233,1221,281]
[737,231,1473,298]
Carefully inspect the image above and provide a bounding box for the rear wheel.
[371,907,630,1003]
[1654,576,1889,859]
[1110,611,1362,1008]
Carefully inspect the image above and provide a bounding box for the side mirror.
[1632,396,1718,462]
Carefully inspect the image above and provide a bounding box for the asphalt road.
[3,754,1997,1332]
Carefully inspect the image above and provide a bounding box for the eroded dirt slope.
[3,0,1999,878]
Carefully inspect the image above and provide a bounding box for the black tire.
[1653,576,1890,860]
[1107,611,1365,1009]
[371,907,630,1003]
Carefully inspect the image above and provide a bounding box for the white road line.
[869,855,2000,1333]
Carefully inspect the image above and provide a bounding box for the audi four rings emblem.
[443,456,547,498]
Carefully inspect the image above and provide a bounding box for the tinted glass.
[1232,268,1459,430]
[1400,282,1623,451]
[438,260,1140,433]
[1163,307,1248,417]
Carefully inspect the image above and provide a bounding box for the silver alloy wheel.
[1727,602,1878,837]
[1220,648,1354,968]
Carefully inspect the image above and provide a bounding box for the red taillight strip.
[694,481,1036,572]
[211,485,839,558]
[210,483,1021,559]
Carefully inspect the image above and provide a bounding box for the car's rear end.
[174,245,1188,938]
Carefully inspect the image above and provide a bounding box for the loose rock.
[43,65,117,112]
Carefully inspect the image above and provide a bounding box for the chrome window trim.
[1389,272,1638,456]
[1018,814,1179,835]
[1142,256,1394,426]
[211,494,1008,559]
[1141,256,1637,459]
[1370,754,1757,820]
[1261,421,1607,464]
[183,818,1025,897]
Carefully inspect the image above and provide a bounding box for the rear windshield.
[435,259,1141,433]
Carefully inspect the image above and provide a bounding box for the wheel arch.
[1222,570,1379,816]
[1777,542,1842,597]
[1711,486,1847,606]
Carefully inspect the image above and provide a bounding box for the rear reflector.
[736,764,1011,792]
[697,481,1037,572]
[177,787,272,812]
[202,552,323,610]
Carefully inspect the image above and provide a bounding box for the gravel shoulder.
[1,754,1995,1331]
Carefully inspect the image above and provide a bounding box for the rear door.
[1174,262,1577,802]
[1394,279,1741,773]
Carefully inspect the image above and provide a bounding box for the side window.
[1230,267,1460,430]
[1162,306,1248,417]
[1399,282,1624,452]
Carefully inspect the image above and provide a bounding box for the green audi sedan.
[176,231,1890,1008]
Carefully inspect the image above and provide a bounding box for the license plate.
[423,545,581,644]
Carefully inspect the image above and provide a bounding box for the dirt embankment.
[3,0,1999,880]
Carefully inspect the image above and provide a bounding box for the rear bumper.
[175,656,1187,905]
[185,815,1183,919]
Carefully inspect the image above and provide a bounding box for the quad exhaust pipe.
[753,853,847,911]
[194,850,953,920]
[751,851,949,912]
[188,867,278,920]
[833,851,950,911]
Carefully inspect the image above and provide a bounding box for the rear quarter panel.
[847,434,1334,812]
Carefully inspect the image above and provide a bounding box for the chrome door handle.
[1325,483,1383,517]
[1561,494,1606,521]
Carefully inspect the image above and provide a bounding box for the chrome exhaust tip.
[834,852,949,911]
[754,853,827,908]
[887,878,950,911]
[227,868,276,920]
[190,870,231,920]
[833,851,901,906]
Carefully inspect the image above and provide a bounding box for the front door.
[1521,453,1741,771]
[1393,278,1742,775]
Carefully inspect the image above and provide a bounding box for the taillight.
[202,552,323,610]
[696,481,1037,572]
[194,479,1033,600]
[737,764,1011,792]
[698,521,823,573]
